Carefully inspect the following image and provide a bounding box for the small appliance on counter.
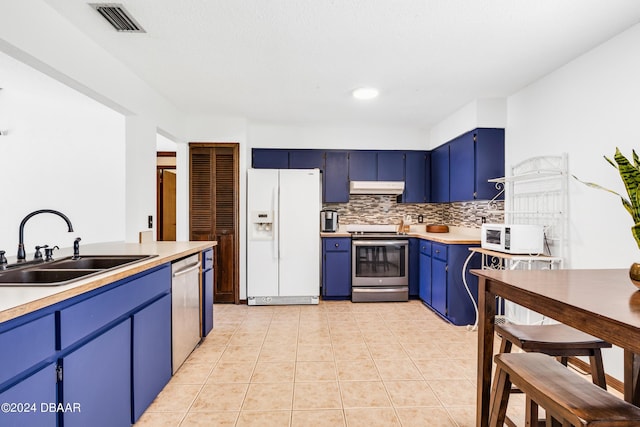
[320,209,339,232]
[481,223,544,254]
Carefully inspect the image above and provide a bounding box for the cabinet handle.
[335,243,339,248]
[435,250,440,254]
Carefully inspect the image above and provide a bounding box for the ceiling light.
[352,87,379,100]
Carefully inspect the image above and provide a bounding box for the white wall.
[0,51,125,256]
[501,23,640,383]
[507,23,640,270]
[249,123,429,151]
[429,98,507,148]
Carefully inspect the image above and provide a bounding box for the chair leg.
[525,397,538,427]
[589,350,607,389]
[489,367,512,427]
[499,337,513,354]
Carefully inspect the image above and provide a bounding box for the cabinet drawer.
[324,238,351,252]
[0,313,55,386]
[59,265,171,349]
[419,240,431,256]
[203,248,214,270]
[432,243,448,261]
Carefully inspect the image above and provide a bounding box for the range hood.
[349,181,405,195]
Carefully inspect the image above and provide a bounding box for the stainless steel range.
[347,225,409,302]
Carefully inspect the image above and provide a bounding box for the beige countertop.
[0,241,216,323]
[321,225,481,244]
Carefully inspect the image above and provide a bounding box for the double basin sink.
[0,255,156,286]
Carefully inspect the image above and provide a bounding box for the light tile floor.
[136,300,536,427]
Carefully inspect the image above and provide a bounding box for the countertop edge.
[320,232,480,244]
[0,241,217,324]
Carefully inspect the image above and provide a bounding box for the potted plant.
[574,147,640,286]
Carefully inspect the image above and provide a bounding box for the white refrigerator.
[247,168,321,305]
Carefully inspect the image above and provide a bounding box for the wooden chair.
[489,352,640,427]
[495,323,611,389]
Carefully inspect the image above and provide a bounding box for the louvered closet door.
[190,144,239,303]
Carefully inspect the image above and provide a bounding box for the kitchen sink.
[0,269,100,284]
[46,255,155,270]
[0,255,156,286]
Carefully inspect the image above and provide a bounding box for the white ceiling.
[41,0,640,130]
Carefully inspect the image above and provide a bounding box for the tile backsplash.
[323,195,504,228]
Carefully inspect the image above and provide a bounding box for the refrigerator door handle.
[273,185,279,260]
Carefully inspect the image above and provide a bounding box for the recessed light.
[352,87,379,100]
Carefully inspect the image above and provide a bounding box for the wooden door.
[161,170,176,240]
[189,144,239,304]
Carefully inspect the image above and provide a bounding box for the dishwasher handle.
[172,261,201,277]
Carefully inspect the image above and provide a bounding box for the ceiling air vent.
[89,3,146,33]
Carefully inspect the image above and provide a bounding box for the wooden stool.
[495,323,611,389]
[489,352,640,427]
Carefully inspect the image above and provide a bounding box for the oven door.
[351,240,408,287]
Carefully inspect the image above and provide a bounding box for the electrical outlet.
[481,216,486,224]
[148,215,153,228]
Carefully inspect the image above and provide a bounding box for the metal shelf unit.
[486,154,569,324]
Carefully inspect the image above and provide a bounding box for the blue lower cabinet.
[322,238,351,299]
[418,240,432,304]
[62,319,132,427]
[431,258,448,318]
[202,248,214,337]
[445,245,481,326]
[132,294,172,422]
[0,363,57,427]
[408,239,420,298]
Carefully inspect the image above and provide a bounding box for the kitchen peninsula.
[0,240,216,426]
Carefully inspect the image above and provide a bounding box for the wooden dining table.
[472,268,640,427]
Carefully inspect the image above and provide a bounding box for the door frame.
[156,151,176,241]
[189,142,240,304]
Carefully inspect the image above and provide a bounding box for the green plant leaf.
[614,148,640,209]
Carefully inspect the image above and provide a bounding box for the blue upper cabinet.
[449,132,475,202]
[377,151,405,181]
[431,143,450,203]
[289,149,325,170]
[434,128,505,203]
[324,151,349,203]
[449,128,505,201]
[403,151,429,203]
[474,128,505,200]
[348,151,377,181]
[252,148,289,169]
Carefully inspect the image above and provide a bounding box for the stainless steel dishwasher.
[171,253,201,373]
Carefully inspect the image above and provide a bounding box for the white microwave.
[481,224,544,254]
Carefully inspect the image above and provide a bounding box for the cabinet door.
[449,132,475,202]
[63,319,131,427]
[322,238,351,299]
[474,128,505,200]
[431,144,450,203]
[0,364,57,427]
[408,238,420,297]
[252,148,289,169]
[132,294,172,422]
[289,150,325,169]
[418,246,432,304]
[324,151,349,202]
[445,245,481,326]
[431,258,447,317]
[349,151,377,181]
[403,151,428,203]
[202,266,214,337]
[377,151,405,181]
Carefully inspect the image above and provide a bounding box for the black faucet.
[17,209,74,262]
[73,237,81,260]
